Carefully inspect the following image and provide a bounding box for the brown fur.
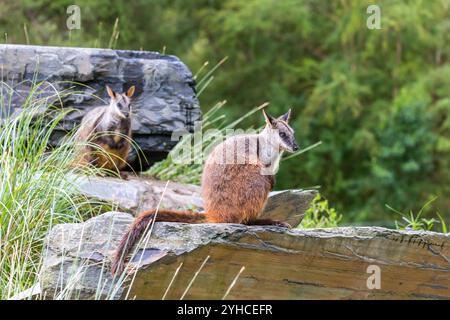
[72,86,134,172]
[201,135,275,224]
[72,118,132,171]
[111,110,296,275]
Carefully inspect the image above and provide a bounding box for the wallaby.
[111,108,299,274]
[72,85,135,172]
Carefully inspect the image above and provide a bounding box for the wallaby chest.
[92,117,131,150]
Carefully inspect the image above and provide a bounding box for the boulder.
[0,44,201,170]
[39,212,450,300]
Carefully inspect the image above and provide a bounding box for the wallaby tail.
[111,209,206,275]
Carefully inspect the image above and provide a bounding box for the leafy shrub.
[299,194,342,229]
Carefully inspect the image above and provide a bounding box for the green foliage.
[299,194,342,229]
[1,0,449,224]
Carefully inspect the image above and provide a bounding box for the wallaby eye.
[280,132,287,139]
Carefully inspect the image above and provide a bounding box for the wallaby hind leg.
[247,218,291,228]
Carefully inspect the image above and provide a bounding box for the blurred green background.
[1,0,449,226]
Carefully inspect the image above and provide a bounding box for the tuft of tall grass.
[387,196,448,233]
[0,81,110,299]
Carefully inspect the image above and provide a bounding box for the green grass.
[0,81,111,299]
[387,196,448,233]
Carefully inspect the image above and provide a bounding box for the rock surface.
[39,212,450,300]
[74,175,204,213]
[73,175,316,226]
[0,44,201,170]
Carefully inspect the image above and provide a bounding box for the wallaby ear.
[262,109,275,127]
[126,85,135,98]
[106,86,116,100]
[278,108,292,123]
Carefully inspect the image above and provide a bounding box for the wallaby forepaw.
[119,171,130,180]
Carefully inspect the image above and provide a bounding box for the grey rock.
[40,212,132,300]
[0,44,201,170]
[39,212,450,299]
[261,189,317,227]
[72,174,316,226]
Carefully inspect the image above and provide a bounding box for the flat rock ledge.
[36,212,450,300]
[72,175,317,227]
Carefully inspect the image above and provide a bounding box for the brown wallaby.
[111,108,299,274]
[72,85,135,172]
